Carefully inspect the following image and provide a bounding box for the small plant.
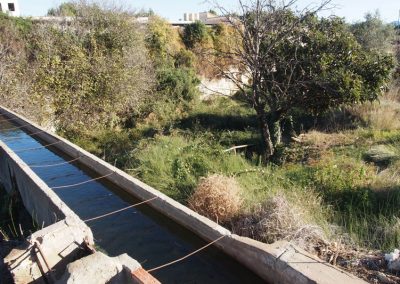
[188,174,243,223]
[0,188,38,241]
[0,228,9,241]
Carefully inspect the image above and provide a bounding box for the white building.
[0,0,20,17]
[183,12,200,22]
[182,12,231,26]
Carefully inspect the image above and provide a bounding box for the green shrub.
[70,129,135,168]
[47,2,77,16]
[156,67,200,102]
[145,16,183,65]
[174,49,196,68]
[130,134,251,202]
[24,3,155,132]
[182,21,208,49]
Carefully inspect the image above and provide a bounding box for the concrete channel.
[0,106,367,283]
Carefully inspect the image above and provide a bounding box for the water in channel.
[0,115,266,284]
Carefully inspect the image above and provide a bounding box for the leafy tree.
[214,0,394,159]
[350,11,396,53]
[182,21,208,49]
[145,16,200,105]
[47,2,78,16]
[135,8,155,17]
[145,16,183,65]
[31,3,155,133]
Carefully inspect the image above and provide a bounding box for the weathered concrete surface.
[4,218,93,283]
[0,106,367,283]
[0,140,80,227]
[199,76,239,99]
[225,237,366,284]
[56,252,156,284]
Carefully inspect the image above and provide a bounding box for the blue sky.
[19,0,400,23]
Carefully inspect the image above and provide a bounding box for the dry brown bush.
[232,194,326,248]
[188,174,243,223]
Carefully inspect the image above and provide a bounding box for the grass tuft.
[188,174,243,223]
[233,193,327,249]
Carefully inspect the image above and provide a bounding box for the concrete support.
[4,218,159,284]
[4,218,93,283]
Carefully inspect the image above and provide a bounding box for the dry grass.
[298,130,355,149]
[373,160,400,188]
[232,194,327,250]
[188,174,243,223]
[349,91,400,131]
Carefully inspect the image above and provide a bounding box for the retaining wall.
[0,140,82,228]
[0,106,366,284]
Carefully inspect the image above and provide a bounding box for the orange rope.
[52,172,114,189]
[84,197,158,222]
[29,157,81,168]
[147,235,226,273]
[13,141,62,153]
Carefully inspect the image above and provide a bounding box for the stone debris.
[384,249,399,263]
[385,249,400,272]
[56,252,145,284]
[4,217,93,283]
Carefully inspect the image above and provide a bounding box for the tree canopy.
[350,11,396,53]
[47,2,78,17]
[182,21,208,49]
[214,0,394,159]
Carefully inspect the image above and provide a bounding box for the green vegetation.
[0,187,37,241]
[210,3,394,159]
[47,2,78,16]
[1,1,400,272]
[182,21,208,49]
[350,11,397,53]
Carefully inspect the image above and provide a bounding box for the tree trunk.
[271,119,282,146]
[286,115,297,138]
[256,107,274,160]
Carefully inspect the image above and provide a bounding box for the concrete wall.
[0,140,79,227]
[199,76,239,99]
[198,69,250,100]
[0,106,366,284]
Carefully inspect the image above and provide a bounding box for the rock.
[385,248,400,272]
[384,249,399,262]
[56,252,160,284]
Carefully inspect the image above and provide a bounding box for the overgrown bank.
[1,1,400,283]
